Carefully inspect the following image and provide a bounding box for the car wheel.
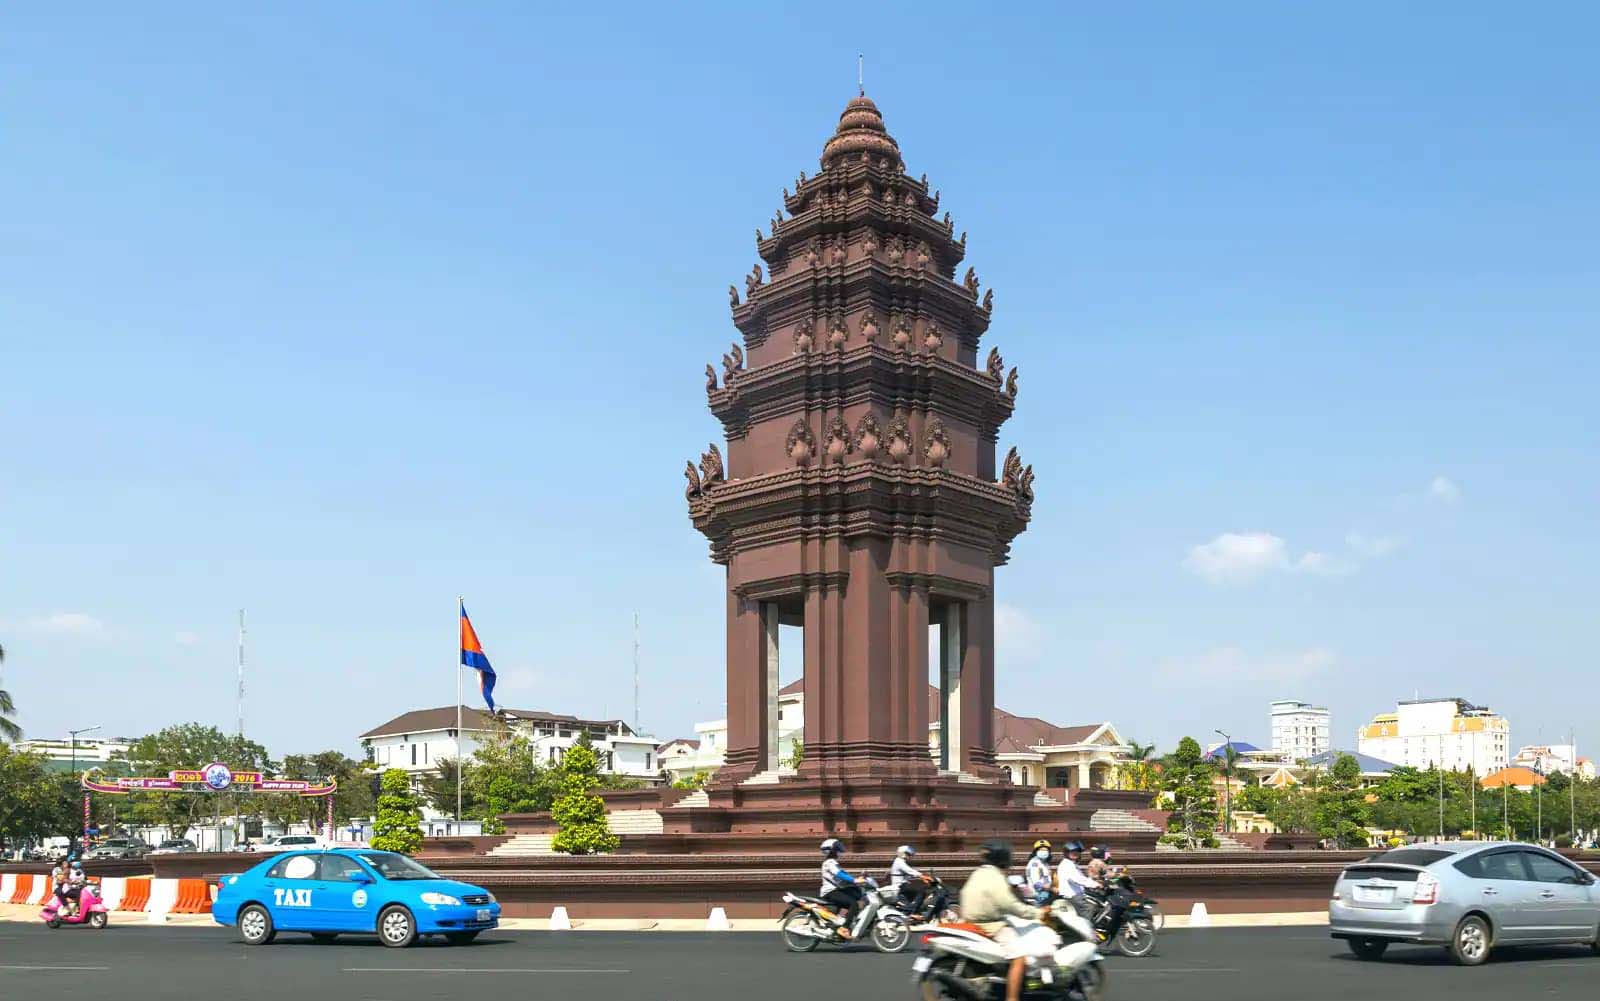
[1449,915,1491,966]
[311,933,338,944]
[444,931,480,945]
[238,904,276,945]
[378,906,417,948]
[1346,937,1388,960]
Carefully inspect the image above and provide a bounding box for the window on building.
[411,744,417,766]
[645,752,653,770]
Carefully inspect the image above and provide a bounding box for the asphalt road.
[2,922,1597,1001]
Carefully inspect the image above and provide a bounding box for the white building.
[1357,697,1509,774]
[672,681,1132,792]
[1511,744,1580,776]
[13,736,133,770]
[1269,700,1331,761]
[359,705,662,820]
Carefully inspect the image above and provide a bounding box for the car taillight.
[1330,890,1342,901]
[1412,873,1439,905]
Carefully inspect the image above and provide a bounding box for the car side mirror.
[349,870,374,884]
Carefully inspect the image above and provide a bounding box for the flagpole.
[456,596,463,829]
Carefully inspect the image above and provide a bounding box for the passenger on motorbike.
[1055,841,1100,920]
[1023,839,1054,904]
[959,840,1042,1001]
[818,838,863,938]
[888,844,928,917]
[1085,844,1111,884]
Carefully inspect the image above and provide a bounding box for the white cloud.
[1293,551,1356,576]
[1429,476,1462,504]
[1183,532,1290,583]
[994,603,1046,663]
[27,612,105,636]
[1346,533,1402,559]
[1158,646,1337,685]
[174,630,200,648]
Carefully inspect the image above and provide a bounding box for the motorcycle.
[41,881,109,930]
[896,873,958,927]
[1083,869,1158,957]
[912,900,1106,1001]
[780,877,913,953]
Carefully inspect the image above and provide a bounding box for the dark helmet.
[1090,844,1108,861]
[981,839,1013,868]
[1064,840,1085,855]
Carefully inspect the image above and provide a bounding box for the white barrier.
[706,906,731,931]
[0,873,15,902]
[1187,901,1212,927]
[27,878,51,905]
[549,906,572,930]
[98,877,126,911]
[146,877,179,922]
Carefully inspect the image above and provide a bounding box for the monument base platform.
[501,780,1164,854]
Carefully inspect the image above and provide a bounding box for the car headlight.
[485,891,496,903]
[419,892,462,906]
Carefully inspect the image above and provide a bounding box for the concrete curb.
[0,902,1330,931]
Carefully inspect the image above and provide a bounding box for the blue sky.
[4,5,1596,761]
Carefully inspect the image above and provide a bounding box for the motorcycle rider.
[1055,840,1100,919]
[52,856,86,917]
[959,840,1042,1001]
[1085,844,1112,884]
[818,837,863,938]
[1023,839,1054,904]
[888,844,929,918]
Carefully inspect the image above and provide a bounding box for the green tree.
[1159,736,1219,849]
[0,744,84,844]
[261,751,375,832]
[0,642,21,742]
[1313,754,1371,847]
[784,738,805,770]
[1265,786,1320,834]
[370,768,423,854]
[550,735,618,855]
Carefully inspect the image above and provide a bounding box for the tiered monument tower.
[675,93,1084,844]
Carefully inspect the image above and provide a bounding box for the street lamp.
[68,724,101,778]
[1214,729,1233,835]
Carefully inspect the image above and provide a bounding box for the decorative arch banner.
[82,762,336,797]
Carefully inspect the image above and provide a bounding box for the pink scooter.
[41,882,109,929]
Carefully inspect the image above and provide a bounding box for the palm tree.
[0,641,20,742]
[1128,741,1156,762]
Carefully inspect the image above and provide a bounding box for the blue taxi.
[212,849,500,947]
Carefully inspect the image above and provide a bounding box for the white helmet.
[896,844,916,857]
[820,837,843,856]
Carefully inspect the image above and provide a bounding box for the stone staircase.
[606,809,665,835]
[487,833,555,856]
[676,790,710,808]
[1088,807,1162,833]
[1033,790,1062,807]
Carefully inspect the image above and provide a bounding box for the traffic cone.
[549,905,572,930]
[1187,901,1211,927]
[706,906,730,931]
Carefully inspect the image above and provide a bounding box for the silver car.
[1330,841,1600,965]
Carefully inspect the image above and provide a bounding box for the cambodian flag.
[459,601,497,713]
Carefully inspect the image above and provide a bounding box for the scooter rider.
[960,840,1042,1001]
[1024,839,1053,904]
[889,844,929,917]
[1055,841,1100,919]
[1085,844,1111,884]
[818,837,864,938]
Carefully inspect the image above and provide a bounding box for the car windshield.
[1369,848,1455,867]
[356,852,441,881]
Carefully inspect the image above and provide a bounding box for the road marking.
[343,968,630,975]
[1115,967,1242,974]
[0,965,112,972]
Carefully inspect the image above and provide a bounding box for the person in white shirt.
[818,838,864,935]
[1055,841,1100,919]
[888,844,928,916]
